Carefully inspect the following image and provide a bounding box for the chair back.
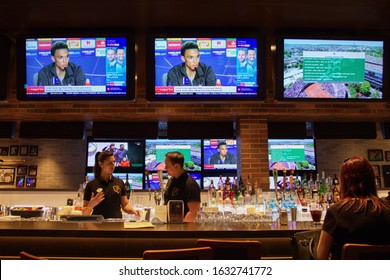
[142,246,214,260]
[196,239,262,260]
[19,251,47,260]
[290,230,321,260]
[341,243,390,260]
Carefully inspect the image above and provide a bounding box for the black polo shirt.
[84,176,126,218]
[163,172,200,216]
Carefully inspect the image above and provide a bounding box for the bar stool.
[19,251,47,260]
[196,239,262,259]
[341,243,390,260]
[142,247,214,260]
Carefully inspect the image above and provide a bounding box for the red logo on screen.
[38,41,52,50]
[209,139,219,146]
[226,40,237,48]
[167,41,182,50]
[96,39,106,48]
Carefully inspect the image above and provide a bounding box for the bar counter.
[0,221,320,259]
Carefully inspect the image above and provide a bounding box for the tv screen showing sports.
[86,140,144,172]
[145,171,201,190]
[17,35,134,100]
[277,37,386,100]
[145,139,201,171]
[147,35,263,100]
[203,139,237,170]
[86,172,143,190]
[268,139,316,171]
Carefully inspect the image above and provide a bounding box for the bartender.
[163,151,201,222]
[82,150,141,219]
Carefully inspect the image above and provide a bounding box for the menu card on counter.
[124,221,155,229]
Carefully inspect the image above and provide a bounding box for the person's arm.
[317,230,334,260]
[205,66,216,86]
[120,196,142,216]
[166,67,181,86]
[82,191,105,215]
[74,65,86,85]
[183,201,200,222]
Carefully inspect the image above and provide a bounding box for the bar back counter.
[0,221,320,260]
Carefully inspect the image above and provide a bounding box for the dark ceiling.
[0,0,389,37]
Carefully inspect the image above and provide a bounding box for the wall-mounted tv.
[203,139,237,170]
[276,36,387,101]
[268,139,317,172]
[145,171,201,190]
[86,172,143,190]
[86,139,145,173]
[17,33,134,100]
[145,139,201,171]
[203,173,237,190]
[146,32,265,101]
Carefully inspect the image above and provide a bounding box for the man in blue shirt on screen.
[209,141,237,165]
[166,41,216,86]
[37,41,86,86]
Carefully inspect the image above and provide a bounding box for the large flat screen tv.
[146,32,265,101]
[86,139,145,173]
[203,139,237,170]
[145,139,201,171]
[86,172,143,190]
[268,139,317,172]
[276,36,387,101]
[145,171,201,190]
[17,34,134,100]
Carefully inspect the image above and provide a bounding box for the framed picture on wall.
[0,167,15,184]
[372,165,380,177]
[0,147,9,156]
[29,145,39,156]
[19,145,29,156]
[17,165,27,175]
[368,149,383,161]
[26,177,36,188]
[10,145,19,156]
[16,176,25,187]
[385,151,390,161]
[28,165,38,176]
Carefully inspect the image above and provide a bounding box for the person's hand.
[88,191,105,208]
[132,209,142,216]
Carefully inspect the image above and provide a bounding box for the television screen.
[147,35,264,100]
[86,172,143,190]
[269,175,302,190]
[145,171,201,190]
[145,139,201,171]
[17,35,134,100]
[277,37,386,100]
[203,139,237,170]
[86,140,145,172]
[268,139,317,171]
[203,173,237,190]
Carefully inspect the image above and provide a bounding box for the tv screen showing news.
[145,171,201,190]
[86,172,143,190]
[278,37,386,100]
[268,139,316,171]
[148,36,262,100]
[145,139,201,171]
[203,139,237,170]
[17,35,134,100]
[86,140,144,171]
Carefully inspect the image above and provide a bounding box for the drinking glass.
[309,204,323,226]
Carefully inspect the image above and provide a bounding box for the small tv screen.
[268,139,317,172]
[86,140,145,172]
[145,171,201,190]
[86,172,143,190]
[277,37,386,100]
[269,175,302,190]
[17,34,134,100]
[145,139,201,171]
[203,173,237,190]
[147,34,264,100]
[203,139,237,170]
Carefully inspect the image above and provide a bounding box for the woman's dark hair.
[93,150,113,178]
[340,156,389,213]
